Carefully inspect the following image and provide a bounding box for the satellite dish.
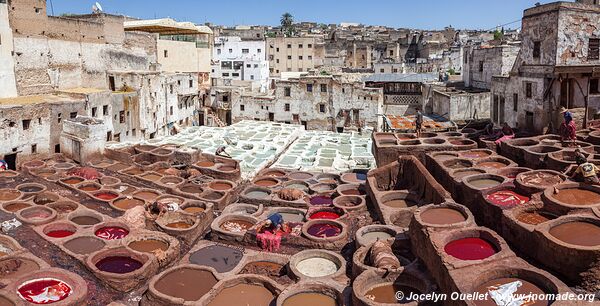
[92,2,103,13]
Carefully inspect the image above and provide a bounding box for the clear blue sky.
[48,0,554,30]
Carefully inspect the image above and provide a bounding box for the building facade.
[212,36,269,91]
[266,36,324,76]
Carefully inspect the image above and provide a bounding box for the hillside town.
[1,0,600,305]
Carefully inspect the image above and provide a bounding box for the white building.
[0,0,17,98]
[212,36,269,91]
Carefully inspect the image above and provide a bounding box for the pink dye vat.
[94,227,129,240]
[485,190,530,208]
[307,223,341,238]
[17,279,71,304]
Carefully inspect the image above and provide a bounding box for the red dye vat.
[309,196,334,206]
[95,227,129,240]
[17,279,72,304]
[444,238,498,260]
[46,230,75,238]
[485,190,529,208]
[95,256,142,274]
[94,192,118,201]
[309,211,341,220]
[307,223,341,238]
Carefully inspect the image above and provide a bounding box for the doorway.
[268,112,275,122]
[199,112,205,126]
[225,111,232,125]
[3,153,17,170]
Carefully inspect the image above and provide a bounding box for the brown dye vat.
[113,198,145,210]
[3,202,31,212]
[477,161,507,169]
[553,188,600,206]
[218,165,236,172]
[434,153,459,161]
[364,283,421,304]
[0,189,21,202]
[474,278,548,306]
[21,207,52,220]
[283,293,336,306]
[255,179,279,187]
[383,199,416,208]
[79,185,100,192]
[33,193,57,205]
[209,182,233,191]
[289,172,314,180]
[0,257,40,279]
[17,184,43,193]
[70,216,101,226]
[203,192,224,201]
[62,177,84,185]
[444,159,471,169]
[469,179,502,189]
[64,237,106,255]
[549,222,600,246]
[128,239,168,254]
[155,268,218,302]
[221,220,254,233]
[207,284,274,306]
[124,168,144,175]
[517,211,557,225]
[420,208,466,225]
[197,161,216,167]
[241,262,285,278]
[460,151,492,159]
[141,173,162,182]
[340,187,365,196]
[183,206,205,214]
[134,191,160,201]
[180,185,203,195]
[189,245,243,273]
[519,172,563,187]
[48,202,77,214]
[263,170,286,177]
[166,221,193,229]
[454,170,486,179]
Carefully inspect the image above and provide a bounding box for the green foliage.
[280,12,295,37]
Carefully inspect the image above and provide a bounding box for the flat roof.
[363,73,438,83]
[0,94,78,106]
[124,18,212,35]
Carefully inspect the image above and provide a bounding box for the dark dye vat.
[189,245,243,273]
[63,237,105,255]
[70,216,100,226]
[444,238,498,260]
[95,256,143,274]
[309,196,334,206]
[155,268,218,302]
[17,279,72,304]
[18,185,43,193]
[95,227,129,240]
[364,284,421,304]
[46,230,75,238]
[307,223,341,238]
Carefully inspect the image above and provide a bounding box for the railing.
[384,94,421,105]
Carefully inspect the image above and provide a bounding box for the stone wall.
[0,1,17,98]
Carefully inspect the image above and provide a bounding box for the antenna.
[92,2,103,14]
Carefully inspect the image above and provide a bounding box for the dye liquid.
[95,256,142,274]
[364,284,421,304]
[517,211,555,225]
[155,268,218,302]
[95,227,129,240]
[17,279,71,304]
[283,293,336,306]
[128,239,169,253]
[63,237,105,255]
[474,278,549,306]
[295,257,338,277]
[307,223,341,238]
[549,222,600,246]
[553,189,600,206]
[207,284,274,306]
[420,208,466,225]
[309,196,334,206]
[189,245,243,273]
[70,216,100,226]
[308,211,340,220]
[46,230,75,238]
[485,190,529,208]
[444,238,497,260]
[165,222,193,229]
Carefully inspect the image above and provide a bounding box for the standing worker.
[415,107,423,138]
[559,107,577,144]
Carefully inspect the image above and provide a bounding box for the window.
[177,80,181,86]
[34,7,42,14]
[119,111,125,123]
[222,95,229,102]
[250,75,254,80]
[299,56,303,60]
[479,61,484,72]
[232,73,240,77]
[92,107,97,117]
[307,44,312,48]
[526,82,533,98]
[299,44,303,48]
[169,85,174,94]
[240,104,245,111]
[320,84,327,93]
[55,144,61,153]
[242,49,249,54]
[22,119,31,130]
[591,79,600,94]
[285,103,290,111]
[307,55,312,60]
[287,44,292,49]
[287,55,292,60]
[254,64,258,68]
[307,84,313,92]
[169,106,173,115]
[380,69,385,73]
[102,105,108,115]
[229,49,233,53]
[70,112,77,119]
[222,73,230,77]
[390,50,394,56]
[221,61,232,69]
[276,47,280,52]
[246,64,252,68]
[513,93,518,112]
[533,41,541,59]
[590,38,600,60]
[163,50,168,58]
[319,104,326,113]
[217,49,221,55]
[189,80,193,88]
[284,87,291,97]
[57,113,62,123]
[257,49,262,53]
[31,144,37,154]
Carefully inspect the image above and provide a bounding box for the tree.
[280,12,295,37]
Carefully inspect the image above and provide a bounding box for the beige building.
[267,36,323,76]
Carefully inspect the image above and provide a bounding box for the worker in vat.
[494,122,515,145]
[256,212,289,234]
[570,155,600,184]
[415,107,423,138]
[215,146,231,158]
[0,160,6,171]
[559,107,577,144]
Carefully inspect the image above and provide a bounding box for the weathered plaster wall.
[0,2,17,98]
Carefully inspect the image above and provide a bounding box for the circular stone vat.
[201,191,225,201]
[63,236,105,255]
[527,145,562,155]
[253,178,280,187]
[472,269,557,306]
[496,167,530,179]
[463,174,505,190]
[91,190,119,202]
[303,220,344,239]
[2,201,32,213]
[288,172,314,180]
[443,158,473,170]
[509,138,539,147]
[216,164,237,172]
[196,160,216,168]
[517,170,565,192]
[0,257,40,280]
[307,208,344,220]
[94,225,129,240]
[206,279,278,306]
[94,255,143,274]
[419,132,438,138]
[181,202,209,215]
[419,205,467,226]
[308,194,334,206]
[476,157,512,170]
[310,183,337,194]
[549,221,600,247]
[269,208,305,223]
[133,189,160,201]
[68,211,102,227]
[241,261,287,279]
[422,138,446,145]
[333,195,365,211]
[153,266,218,303]
[336,184,366,196]
[179,184,204,195]
[53,162,76,170]
[77,182,101,192]
[432,152,459,161]
[0,189,22,202]
[459,150,493,159]
[43,222,77,239]
[17,206,55,224]
[291,250,343,279]
[516,210,558,226]
[444,236,499,261]
[47,201,78,214]
[16,183,45,194]
[60,176,84,185]
[22,160,45,169]
[449,138,476,146]
[140,172,163,182]
[452,168,487,179]
[98,176,120,186]
[282,180,310,193]
[315,173,340,184]
[443,132,464,137]
[356,225,398,247]
[17,278,72,304]
[111,197,145,211]
[244,187,271,200]
[188,245,243,273]
[545,184,600,207]
[159,176,184,186]
[340,172,367,184]
[32,192,59,205]
[208,180,234,191]
[399,139,421,146]
[33,168,56,179]
[128,238,169,254]
[354,270,433,305]
[261,169,287,177]
[380,191,419,208]
[219,216,256,233]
